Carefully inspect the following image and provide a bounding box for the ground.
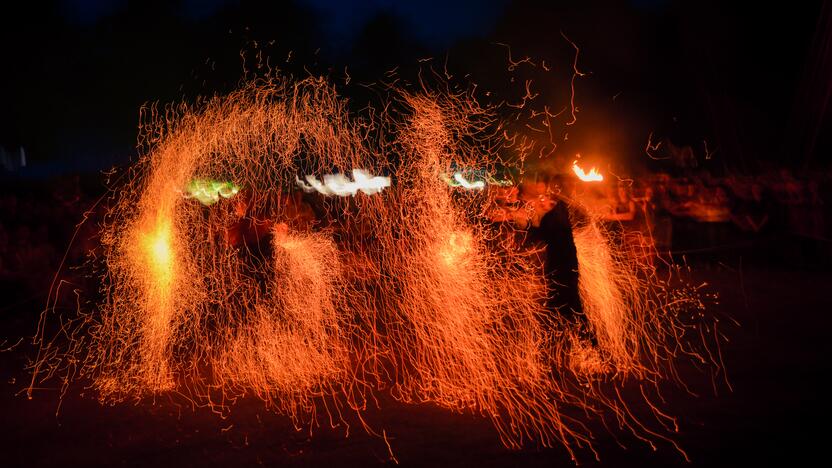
[1,265,829,467]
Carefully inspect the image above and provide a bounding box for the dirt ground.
[1,264,829,467]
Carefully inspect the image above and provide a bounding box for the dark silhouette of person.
[534,198,582,323]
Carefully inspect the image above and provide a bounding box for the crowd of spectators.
[579,167,831,266]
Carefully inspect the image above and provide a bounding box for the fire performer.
[526,184,587,333]
[223,190,275,259]
[495,180,590,335]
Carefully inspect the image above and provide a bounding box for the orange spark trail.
[28,68,723,463]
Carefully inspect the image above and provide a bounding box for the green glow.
[185,179,240,206]
[440,171,513,189]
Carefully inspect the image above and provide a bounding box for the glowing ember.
[296,169,390,196]
[572,159,603,182]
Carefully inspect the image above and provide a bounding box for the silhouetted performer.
[529,197,585,329]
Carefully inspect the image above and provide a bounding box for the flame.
[142,218,174,289]
[132,213,178,390]
[437,230,474,266]
[296,169,390,196]
[572,160,603,182]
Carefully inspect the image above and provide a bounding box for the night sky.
[1,0,829,175]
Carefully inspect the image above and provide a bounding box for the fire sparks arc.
[30,74,720,464]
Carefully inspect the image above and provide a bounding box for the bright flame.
[141,218,174,292]
[572,160,603,182]
[296,169,390,196]
[134,214,177,390]
[437,230,474,266]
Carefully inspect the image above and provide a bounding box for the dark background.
[1,0,830,176]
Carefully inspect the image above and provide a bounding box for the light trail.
[296,169,390,196]
[29,70,722,463]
